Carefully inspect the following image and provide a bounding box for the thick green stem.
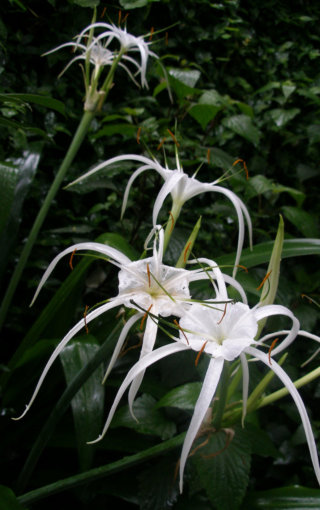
[18,432,186,505]
[212,362,229,429]
[0,110,95,332]
[163,201,182,254]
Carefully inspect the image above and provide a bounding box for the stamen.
[165,32,169,46]
[256,270,272,291]
[195,341,208,366]
[237,264,248,273]
[136,126,142,145]
[118,10,122,25]
[101,6,107,18]
[168,211,175,233]
[69,249,76,271]
[147,263,151,287]
[157,137,166,151]
[149,27,154,41]
[83,305,89,335]
[217,302,227,325]
[232,158,249,180]
[120,336,143,357]
[184,242,192,264]
[268,337,279,365]
[140,304,153,330]
[174,319,189,344]
[207,148,211,164]
[167,129,180,147]
[122,13,129,24]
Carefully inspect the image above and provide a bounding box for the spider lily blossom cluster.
[67,152,252,276]
[44,21,158,110]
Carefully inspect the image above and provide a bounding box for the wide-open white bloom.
[68,153,252,277]
[44,21,158,88]
[14,227,243,420]
[88,279,320,493]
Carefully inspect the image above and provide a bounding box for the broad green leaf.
[272,185,305,207]
[0,485,26,510]
[60,336,105,470]
[193,425,251,510]
[247,175,273,197]
[282,206,318,238]
[2,94,66,116]
[223,114,261,145]
[70,0,100,6]
[307,124,320,144]
[188,104,221,130]
[282,82,296,99]
[169,69,201,88]
[111,393,176,440]
[241,485,320,509]
[137,458,179,510]
[0,116,47,137]
[120,0,148,7]
[155,382,202,411]
[210,147,235,169]
[269,108,300,127]
[168,72,201,101]
[244,424,279,458]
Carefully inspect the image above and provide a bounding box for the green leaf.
[156,382,202,411]
[0,162,19,236]
[0,486,27,510]
[1,94,66,116]
[210,147,235,169]
[272,184,305,207]
[193,425,251,510]
[169,69,201,88]
[223,114,261,145]
[282,206,318,238]
[241,485,320,509]
[60,336,105,470]
[269,108,300,128]
[188,104,221,130]
[70,0,100,6]
[119,0,148,7]
[111,394,176,440]
[138,458,179,510]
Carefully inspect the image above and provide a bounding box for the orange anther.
[122,13,129,24]
[217,302,227,325]
[157,137,166,151]
[69,249,76,271]
[83,305,89,335]
[174,319,189,345]
[268,337,279,365]
[118,10,122,25]
[140,304,153,330]
[167,129,180,147]
[207,148,211,164]
[195,341,208,367]
[168,211,175,233]
[237,264,248,273]
[301,293,313,304]
[147,263,151,287]
[256,270,272,291]
[184,241,192,264]
[149,27,154,41]
[233,158,249,180]
[101,6,107,18]
[136,126,141,145]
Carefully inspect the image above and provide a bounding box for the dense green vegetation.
[1,0,320,508]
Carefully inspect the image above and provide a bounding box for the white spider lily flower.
[44,22,158,89]
[14,227,240,420]
[88,293,320,493]
[67,153,252,277]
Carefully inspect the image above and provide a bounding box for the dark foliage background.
[0,0,320,508]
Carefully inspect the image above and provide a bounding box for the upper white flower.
[88,281,320,493]
[44,22,158,89]
[14,227,243,420]
[68,153,252,277]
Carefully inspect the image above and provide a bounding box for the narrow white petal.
[247,347,320,485]
[13,300,122,420]
[88,342,189,444]
[179,357,224,492]
[254,305,299,355]
[240,353,249,426]
[121,165,151,219]
[152,173,185,226]
[102,313,142,384]
[128,312,159,417]
[30,242,130,306]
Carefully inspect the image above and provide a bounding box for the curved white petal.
[88,342,189,444]
[102,313,142,384]
[121,165,151,219]
[247,347,320,485]
[179,357,224,492]
[128,312,158,417]
[254,305,299,356]
[31,242,131,306]
[13,299,122,420]
[152,172,185,226]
